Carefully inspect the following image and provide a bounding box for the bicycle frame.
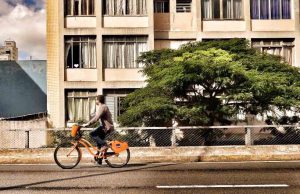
[69,138,115,158]
[72,138,98,157]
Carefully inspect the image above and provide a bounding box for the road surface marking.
[156,184,289,189]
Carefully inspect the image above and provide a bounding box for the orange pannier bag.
[111,141,128,154]
[71,124,81,137]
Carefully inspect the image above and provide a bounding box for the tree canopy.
[119,39,300,127]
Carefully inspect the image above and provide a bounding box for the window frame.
[65,0,95,17]
[251,39,295,65]
[202,0,244,20]
[65,36,97,69]
[102,0,148,16]
[102,36,148,69]
[250,0,292,20]
[176,0,192,13]
[66,89,97,123]
[154,0,170,13]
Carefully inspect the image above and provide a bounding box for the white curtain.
[224,0,232,19]
[104,0,146,15]
[81,41,89,68]
[233,0,242,19]
[203,0,212,19]
[103,37,148,68]
[67,91,96,122]
[65,42,72,67]
[283,47,293,64]
[89,41,96,68]
[67,92,75,122]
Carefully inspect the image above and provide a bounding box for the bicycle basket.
[71,124,81,137]
[111,141,128,154]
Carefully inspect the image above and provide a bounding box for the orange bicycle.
[54,125,130,169]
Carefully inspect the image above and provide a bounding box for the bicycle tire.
[54,144,81,169]
[105,149,130,168]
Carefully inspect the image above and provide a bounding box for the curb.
[1,145,300,164]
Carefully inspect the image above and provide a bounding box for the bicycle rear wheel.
[105,148,130,168]
[54,143,81,169]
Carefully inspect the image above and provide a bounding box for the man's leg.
[90,126,107,148]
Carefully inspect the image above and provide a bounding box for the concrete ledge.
[1,145,300,164]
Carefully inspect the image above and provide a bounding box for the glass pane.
[251,0,259,19]
[73,42,80,68]
[89,0,95,15]
[74,0,80,15]
[233,0,243,19]
[260,0,269,19]
[213,0,220,19]
[176,0,192,13]
[65,42,73,68]
[81,0,88,15]
[282,0,291,19]
[202,0,211,19]
[271,0,280,19]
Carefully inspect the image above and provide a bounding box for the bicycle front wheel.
[105,148,130,168]
[54,143,81,169]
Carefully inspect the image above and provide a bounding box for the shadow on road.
[77,163,148,170]
[0,163,180,191]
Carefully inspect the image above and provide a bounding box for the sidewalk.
[1,145,300,164]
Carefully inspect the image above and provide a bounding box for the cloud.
[0,1,46,60]
[0,1,15,16]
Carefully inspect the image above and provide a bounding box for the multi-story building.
[0,40,18,61]
[47,0,300,128]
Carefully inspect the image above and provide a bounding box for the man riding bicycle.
[82,95,114,153]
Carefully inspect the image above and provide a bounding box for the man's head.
[96,95,105,105]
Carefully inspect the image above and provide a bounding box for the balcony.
[65,69,97,82]
[154,13,170,31]
[251,20,295,32]
[65,16,96,28]
[103,16,149,28]
[203,20,246,32]
[104,69,145,82]
[171,13,194,31]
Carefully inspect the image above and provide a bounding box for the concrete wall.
[0,120,48,149]
[2,145,300,164]
[65,17,96,28]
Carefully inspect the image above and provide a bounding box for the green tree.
[119,39,300,128]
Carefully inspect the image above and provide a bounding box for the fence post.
[171,127,177,147]
[25,130,30,148]
[245,127,254,146]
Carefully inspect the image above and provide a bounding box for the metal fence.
[1,125,300,149]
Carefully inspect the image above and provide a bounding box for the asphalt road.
[1,161,300,193]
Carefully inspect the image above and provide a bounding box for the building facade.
[47,0,300,128]
[0,40,18,61]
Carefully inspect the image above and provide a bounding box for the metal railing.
[0,125,300,149]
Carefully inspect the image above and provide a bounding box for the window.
[103,36,148,69]
[66,90,97,123]
[105,96,125,123]
[154,0,169,13]
[103,89,134,123]
[103,0,147,16]
[65,0,95,16]
[65,36,97,69]
[252,39,294,65]
[251,0,291,19]
[202,0,243,20]
[176,0,192,12]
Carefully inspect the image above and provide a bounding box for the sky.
[0,0,46,60]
